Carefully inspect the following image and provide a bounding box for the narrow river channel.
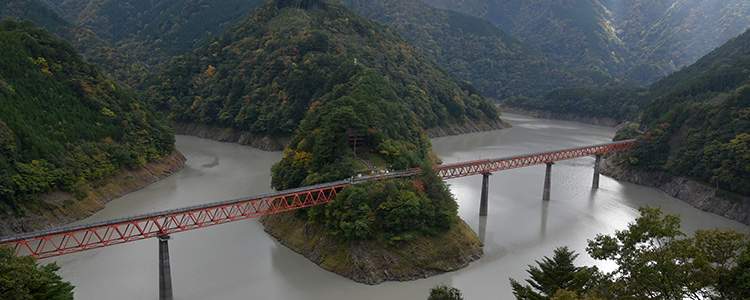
[45,114,749,299]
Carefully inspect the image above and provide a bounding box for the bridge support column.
[480,172,492,216]
[542,163,554,201]
[592,154,602,189]
[158,235,174,300]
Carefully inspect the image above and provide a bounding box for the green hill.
[339,0,613,100]
[1,0,151,89]
[614,28,750,197]
[148,0,500,141]
[48,0,268,67]
[149,0,494,268]
[420,0,633,78]
[0,19,174,209]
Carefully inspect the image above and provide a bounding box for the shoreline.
[0,150,186,235]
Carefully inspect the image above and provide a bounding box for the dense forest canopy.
[48,0,269,67]
[421,0,750,86]
[340,0,615,100]
[148,0,499,139]
[1,0,151,89]
[0,19,174,209]
[614,28,750,197]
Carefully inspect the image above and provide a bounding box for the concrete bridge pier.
[480,172,492,216]
[592,154,602,189]
[542,162,554,201]
[158,235,174,300]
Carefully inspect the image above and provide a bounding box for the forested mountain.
[149,0,499,141]
[0,19,174,209]
[1,0,150,88]
[48,0,268,67]
[339,0,613,100]
[608,0,750,84]
[419,0,632,78]
[421,0,750,85]
[614,28,750,197]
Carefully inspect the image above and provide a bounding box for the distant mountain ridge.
[1,0,151,88]
[48,0,268,67]
[340,0,614,100]
[421,0,750,85]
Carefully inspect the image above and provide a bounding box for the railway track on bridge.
[1,139,635,259]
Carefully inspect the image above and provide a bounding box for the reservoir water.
[46,114,749,299]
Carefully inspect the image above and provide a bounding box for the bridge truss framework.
[0,139,635,259]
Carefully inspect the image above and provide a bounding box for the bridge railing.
[0,139,636,259]
[0,180,350,259]
[436,139,635,179]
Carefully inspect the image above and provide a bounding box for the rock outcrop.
[261,211,483,284]
[602,158,750,225]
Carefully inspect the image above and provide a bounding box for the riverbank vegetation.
[509,206,750,299]
[0,246,74,299]
[612,28,750,198]
[502,86,648,123]
[0,20,175,220]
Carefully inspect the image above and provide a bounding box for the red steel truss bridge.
[0,139,635,259]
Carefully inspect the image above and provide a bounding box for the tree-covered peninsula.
[148,0,496,282]
[0,19,180,234]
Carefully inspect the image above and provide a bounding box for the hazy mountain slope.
[0,19,174,206]
[1,0,150,88]
[626,0,750,81]
[340,0,613,100]
[615,28,750,196]
[423,0,750,85]
[149,0,500,140]
[48,0,268,66]
[420,0,633,77]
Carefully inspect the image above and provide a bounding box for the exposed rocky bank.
[499,106,621,127]
[602,158,750,225]
[173,122,290,151]
[0,150,186,235]
[175,118,510,151]
[426,118,511,138]
[261,211,483,284]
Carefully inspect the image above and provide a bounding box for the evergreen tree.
[428,284,463,300]
[0,246,74,300]
[510,247,598,300]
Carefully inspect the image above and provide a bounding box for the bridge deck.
[0,139,635,259]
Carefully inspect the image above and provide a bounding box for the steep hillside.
[1,0,151,88]
[0,20,175,218]
[340,0,613,100]
[420,0,633,78]
[423,0,750,86]
[613,28,750,198]
[613,0,750,84]
[149,0,501,142]
[48,0,268,66]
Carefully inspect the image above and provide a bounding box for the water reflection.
[201,155,220,168]
[477,216,487,245]
[540,200,549,238]
[54,115,749,300]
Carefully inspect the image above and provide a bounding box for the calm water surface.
[46,114,749,299]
